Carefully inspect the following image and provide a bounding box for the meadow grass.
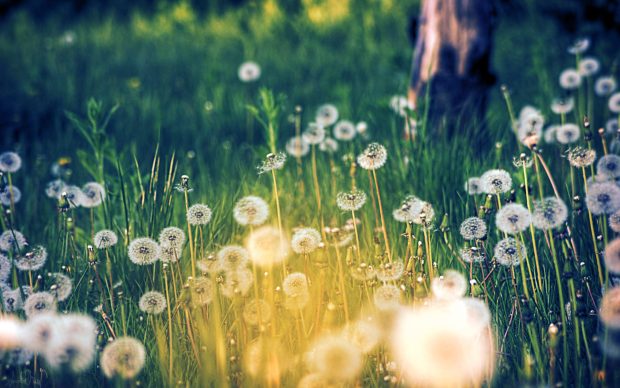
[1,1,620,387]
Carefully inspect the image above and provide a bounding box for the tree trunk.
[408,0,496,136]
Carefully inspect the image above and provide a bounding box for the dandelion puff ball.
[81,182,105,208]
[94,229,118,249]
[595,76,617,96]
[306,335,363,382]
[336,189,367,211]
[2,287,24,312]
[600,287,620,329]
[190,276,214,306]
[578,57,600,76]
[48,272,72,302]
[459,217,487,240]
[319,137,339,153]
[138,291,166,315]
[22,313,59,353]
[282,272,309,297]
[373,284,402,311]
[598,155,620,178]
[333,120,356,141]
[196,255,221,274]
[0,230,27,252]
[0,152,22,173]
[101,336,146,379]
[465,177,484,195]
[0,186,21,206]
[159,226,185,249]
[44,314,97,373]
[610,212,620,233]
[559,68,582,89]
[234,196,269,226]
[45,179,66,199]
[550,97,574,115]
[316,104,339,127]
[480,169,512,194]
[128,237,160,265]
[494,238,526,267]
[532,197,568,230]
[343,319,382,354]
[286,136,310,158]
[556,123,581,144]
[257,152,287,174]
[216,245,249,271]
[238,61,261,82]
[220,267,254,298]
[568,147,596,168]
[586,182,620,215]
[376,260,405,282]
[609,92,620,114]
[391,305,495,388]
[495,203,532,234]
[15,245,48,271]
[245,226,289,267]
[431,270,468,300]
[24,292,57,318]
[159,244,183,263]
[243,299,272,326]
[604,239,620,274]
[302,123,326,145]
[0,253,11,282]
[460,246,486,263]
[357,142,387,170]
[187,204,213,226]
[63,185,84,208]
[291,228,322,254]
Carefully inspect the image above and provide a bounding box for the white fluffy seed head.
[139,291,167,314]
[234,196,269,226]
[357,143,387,170]
[291,228,322,254]
[459,217,487,240]
[94,229,118,249]
[187,204,212,226]
[494,238,526,267]
[101,336,146,379]
[495,203,532,234]
[24,292,57,318]
[480,169,512,194]
[245,226,289,267]
[128,237,160,265]
[431,270,468,300]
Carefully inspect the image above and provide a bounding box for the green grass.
[1,0,620,387]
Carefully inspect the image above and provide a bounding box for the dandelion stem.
[371,169,391,262]
[522,161,543,292]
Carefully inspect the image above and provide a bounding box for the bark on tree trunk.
[408,0,496,137]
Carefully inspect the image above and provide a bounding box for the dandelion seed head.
[556,123,581,144]
[336,189,367,211]
[62,185,84,208]
[286,136,310,158]
[586,182,620,215]
[138,291,167,314]
[598,155,620,178]
[101,336,146,379]
[302,123,326,145]
[246,226,289,266]
[595,76,617,96]
[532,197,568,230]
[282,272,309,297]
[609,93,620,114]
[217,245,250,271]
[0,152,22,173]
[568,37,589,54]
[94,229,118,249]
[0,230,27,252]
[568,147,596,168]
[494,238,525,267]
[42,314,97,373]
[604,238,620,274]
[186,203,212,226]
[81,182,105,208]
[0,186,21,206]
[128,237,160,265]
[431,270,468,300]
[480,169,512,194]
[357,142,387,170]
[373,284,402,311]
[257,152,286,174]
[606,118,619,135]
[496,203,532,234]
[316,104,339,127]
[45,179,66,199]
[350,263,376,281]
[391,303,495,388]
[544,125,559,143]
[234,196,269,226]
[343,319,382,354]
[306,335,363,381]
[517,111,544,144]
[158,227,186,249]
[2,287,24,312]
[0,253,11,282]
[291,228,322,254]
[465,177,484,195]
[460,246,486,263]
[559,68,582,89]
[411,201,436,227]
[578,57,600,76]
[15,245,48,271]
[220,267,254,298]
[196,254,221,274]
[389,95,414,116]
[238,61,261,82]
[190,276,214,306]
[24,292,57,318]
[333,120,356,141]
[319,137,339,153]
[243,299,272,326]
[609,211,620,233]
[459,217,487,240]
[550,97,575,115]
[376,260,405,282]
[600,287,620,329]
[48,272,72,302]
